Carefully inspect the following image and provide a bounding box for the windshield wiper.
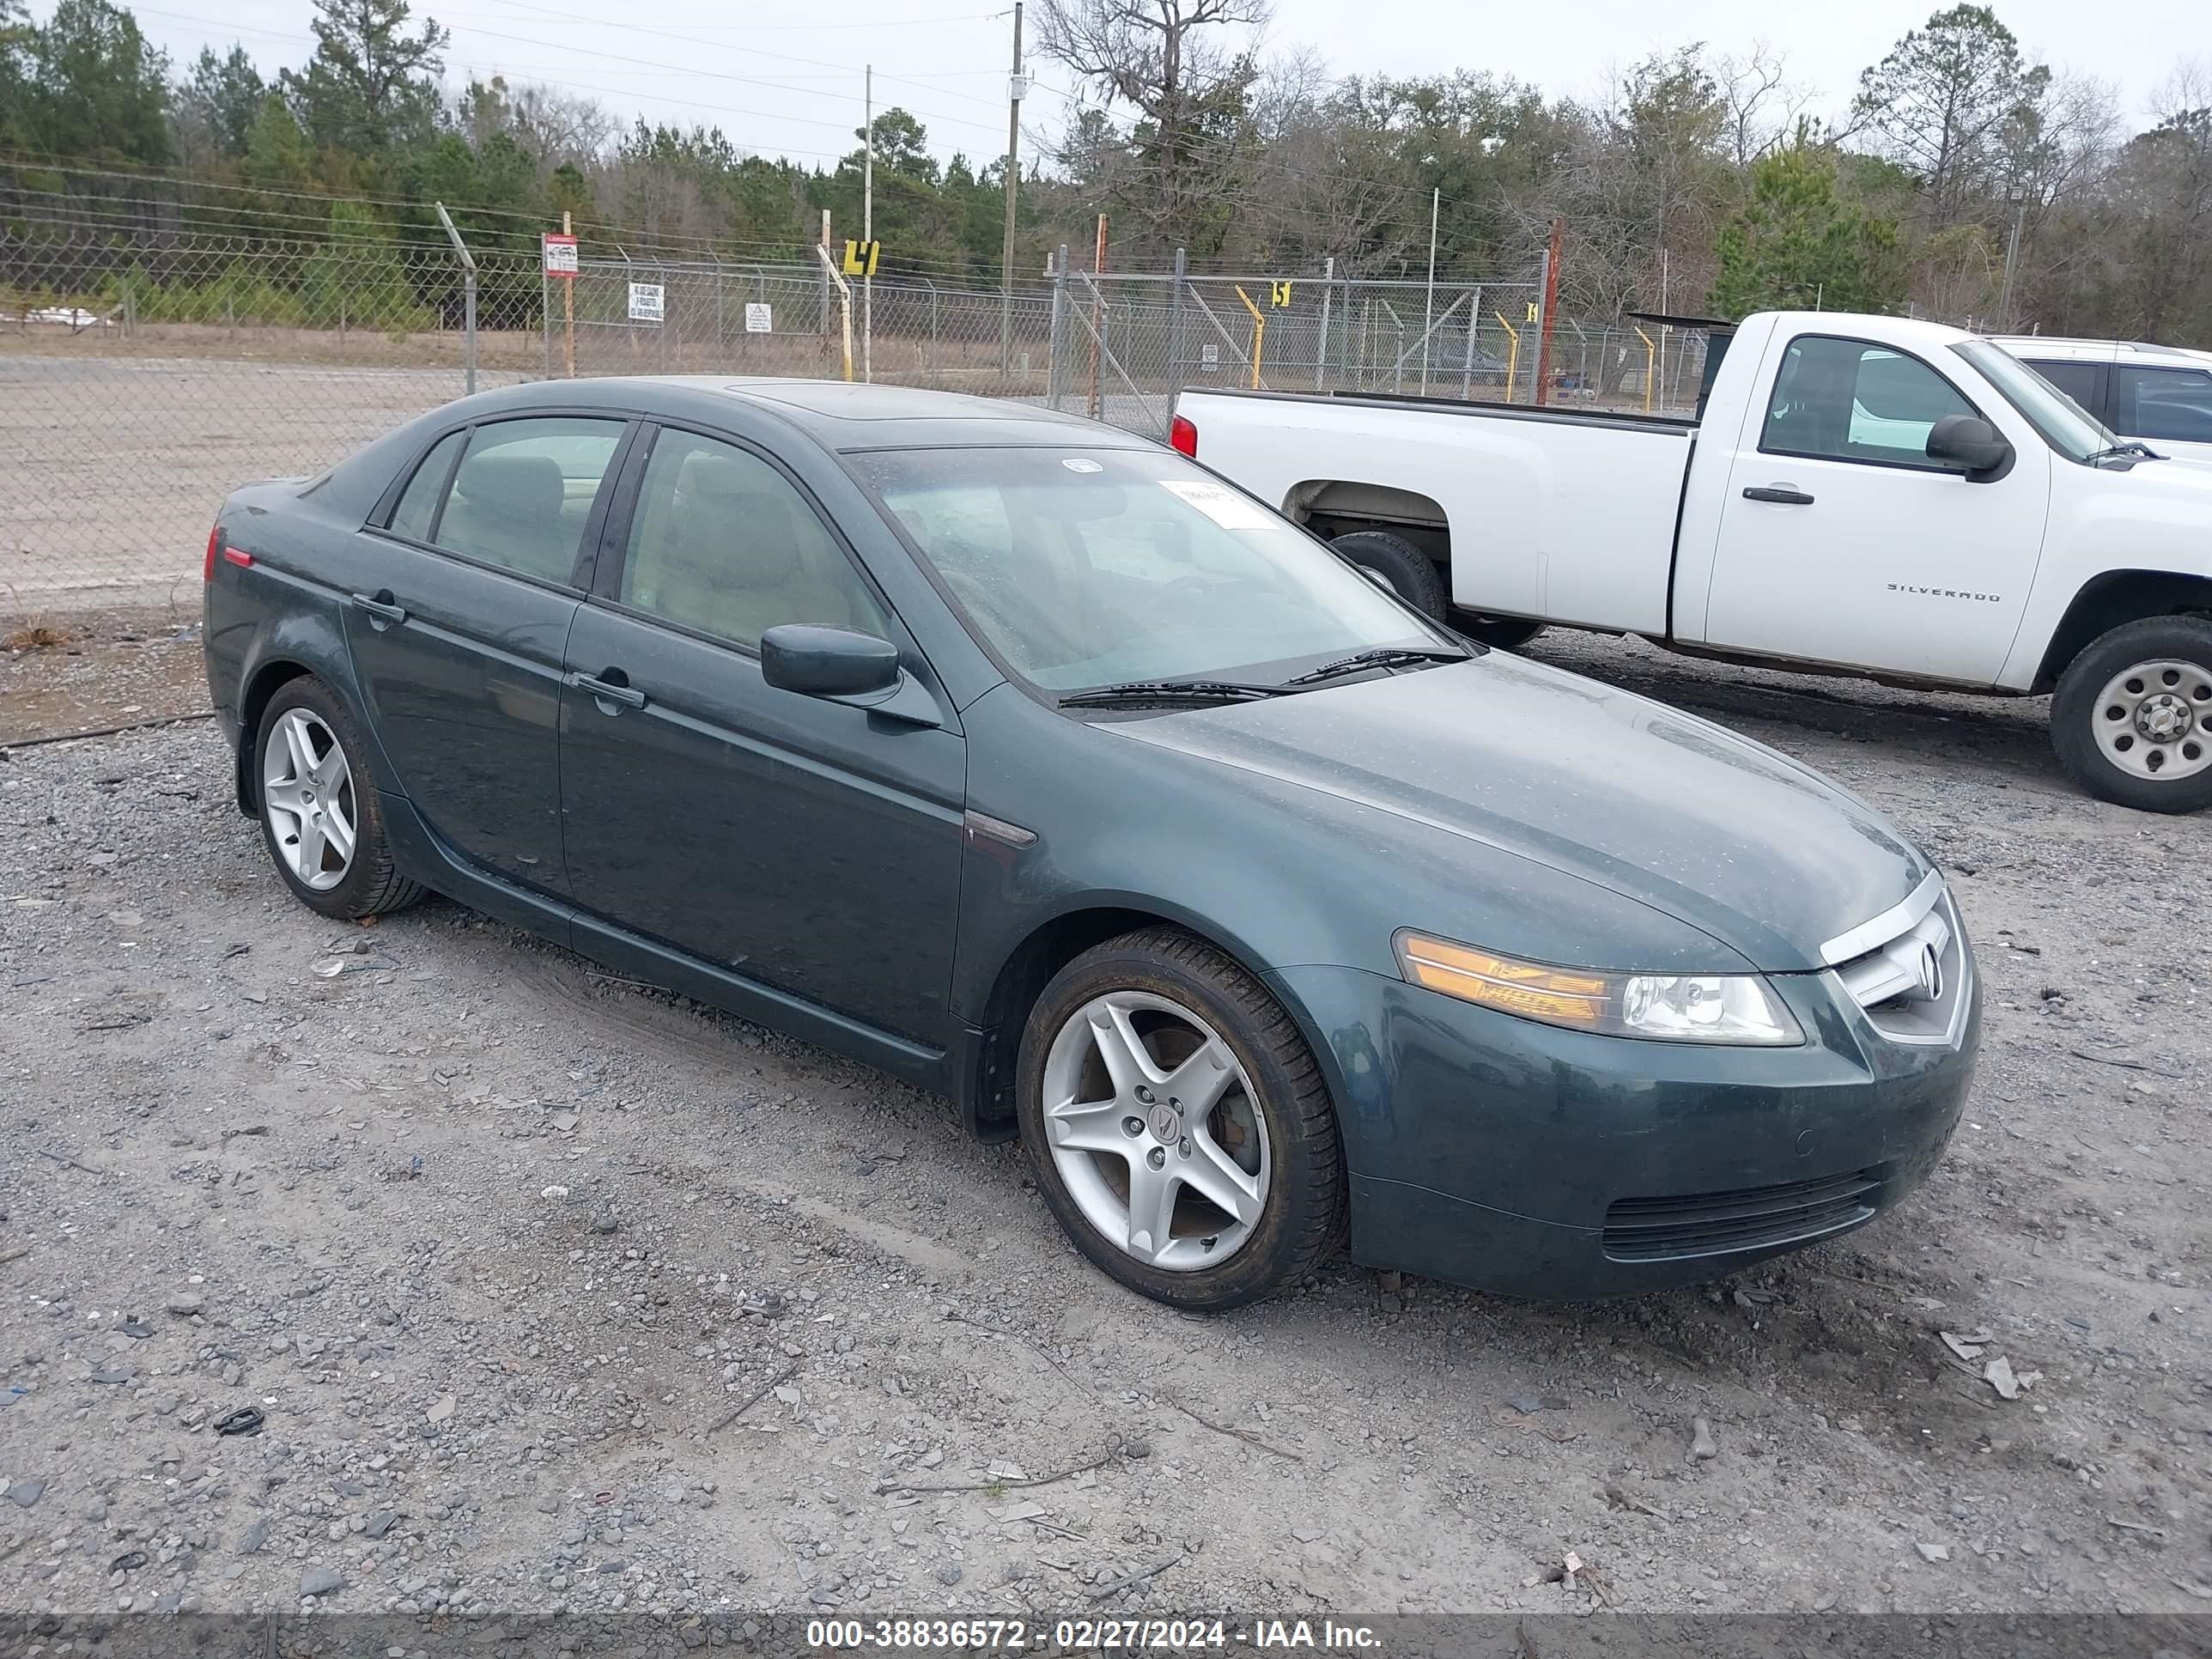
[2087,441,2163,464]
[1058,679,1288,708]
[1285,646,1473,686]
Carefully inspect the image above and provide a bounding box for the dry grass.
[3,621,75,652]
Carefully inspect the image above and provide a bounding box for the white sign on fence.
[744,302,773,334]
[541,233,578,276]
[628,282,665,325]
[1200,342,1219,369]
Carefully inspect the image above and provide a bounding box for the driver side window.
[618,430,888,650]
[1761,335,1978,470]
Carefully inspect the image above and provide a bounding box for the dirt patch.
[0,606,209,744]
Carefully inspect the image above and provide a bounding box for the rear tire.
[1016,927,1346,1311]
[2051,616,2212,814]
[254,676,428,919]
[1329,530,1446,623]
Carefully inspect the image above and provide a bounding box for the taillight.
[203,522,222,582]
[1169,414,1197,458]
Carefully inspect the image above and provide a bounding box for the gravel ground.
[1,631,2209,1632]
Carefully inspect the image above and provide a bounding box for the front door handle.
[349,590,408,629]
[573,669,646,712]
[1742,484,1815,505]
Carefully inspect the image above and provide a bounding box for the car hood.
[1103,652,1931,973]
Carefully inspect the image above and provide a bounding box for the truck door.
[1692,331,2048,685]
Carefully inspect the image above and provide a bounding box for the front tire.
[1016,928,1346,1310]
[1329,530,1446,623]
[2051,617,2212,813]
[254,677,428,918]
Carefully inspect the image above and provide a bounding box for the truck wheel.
[2051,617,2212,813]
[1016,927,1346,1311]
[1329,530,1446,623]
[1449,609,1547,650]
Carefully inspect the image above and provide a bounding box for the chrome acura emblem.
[1148,1104,1180,1141]
[1913,940,1945,1003]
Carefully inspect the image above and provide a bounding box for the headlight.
[1393,932,1803,1046]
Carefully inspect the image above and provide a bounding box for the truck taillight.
[1169,414,1198,458]
[203,522,222,582]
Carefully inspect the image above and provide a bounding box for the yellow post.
[1632,325,1657,413]
[1233,284,1267,390]
[1493,311,1520,402]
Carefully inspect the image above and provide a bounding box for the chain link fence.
[4,209,1666,618]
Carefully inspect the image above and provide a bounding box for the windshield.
[854,446,1452,693]
[1955,340,2120,464]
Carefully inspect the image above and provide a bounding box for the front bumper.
[1271,957,1979,1298]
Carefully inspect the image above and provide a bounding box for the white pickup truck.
[1172,310,2212,813]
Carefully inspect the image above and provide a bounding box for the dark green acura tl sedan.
[203,378,1978,1310]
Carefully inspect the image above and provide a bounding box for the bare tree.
[1036,0,1272,256]
[1715,43,1808,168]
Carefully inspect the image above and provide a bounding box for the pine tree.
[1710,137,1906,319]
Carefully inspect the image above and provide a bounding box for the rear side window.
[2116,366,2212,444]
[435,418,625,585]
[2028,359,2100,413]
[387,430,465,543]
[1761,336,1978,469]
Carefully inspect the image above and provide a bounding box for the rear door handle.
[573,670,647,712]
[349,591,408,628]
[1742,485,1815,505]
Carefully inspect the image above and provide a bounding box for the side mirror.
[1926,414,2014,479]
[759,624,901,699]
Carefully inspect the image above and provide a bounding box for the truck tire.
[1329,530,1447,623]
[1449,609,1547,650]
[2051,617,2212,813]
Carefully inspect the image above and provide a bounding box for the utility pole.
[998,0,1024,380]
[1999,188,2027,330]
[862,64,874,383]
[1533,216,1562,407]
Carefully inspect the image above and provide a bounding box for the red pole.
[1534,216,1563,407]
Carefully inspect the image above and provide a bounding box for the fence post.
[1314,255,1332,392]
[120,272,136,340]
[1169,246,1187,401]
[1047,245,1068,410]
[434,202,477,397]
[541,266,550,379]
[1462,287,1477,398]
[927,279,939,377]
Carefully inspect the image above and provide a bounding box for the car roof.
[1991,336,2212,366]
[553,374,1155,453]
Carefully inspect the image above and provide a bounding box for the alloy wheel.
[263,707,357,890]
[1038,990,1271,1271]
[2093,658,2212,781]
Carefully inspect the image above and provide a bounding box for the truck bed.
[1176,385,1698,635]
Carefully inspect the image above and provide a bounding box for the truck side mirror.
[1926,415,2014,480]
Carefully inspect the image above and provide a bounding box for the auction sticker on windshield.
[1159,477,1273,530]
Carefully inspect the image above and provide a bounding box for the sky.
[94,0,2212,172]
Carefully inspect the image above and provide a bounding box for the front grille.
[1831,887,1969,1046]
[1601,1166,1885,1262]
